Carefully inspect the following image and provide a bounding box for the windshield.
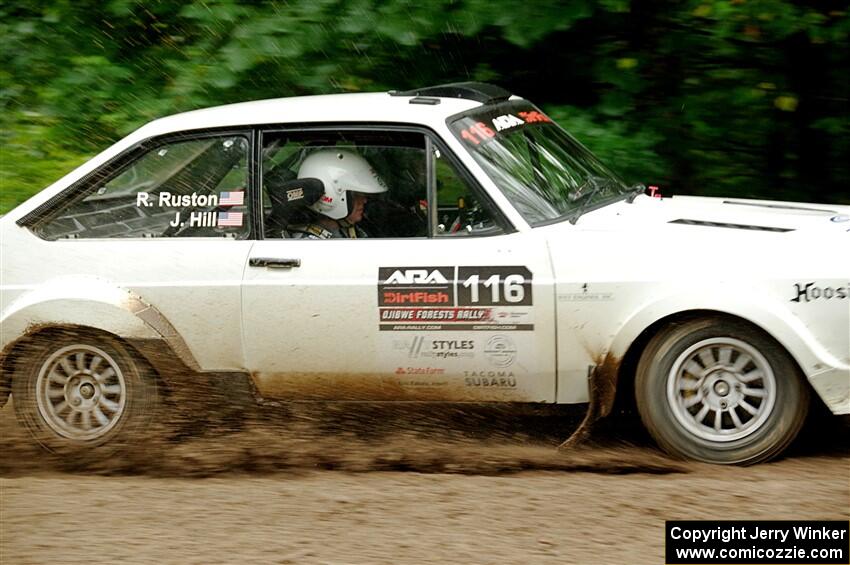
[449,101,629,226]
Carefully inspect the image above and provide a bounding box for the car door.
[242,126,556,401]
[27,132,255,371]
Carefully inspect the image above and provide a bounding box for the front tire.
[12,331,159,454]
[635,318,809,464]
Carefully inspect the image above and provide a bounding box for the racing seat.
[265,175,324,238]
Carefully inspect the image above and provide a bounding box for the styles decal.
[393,336,475,359]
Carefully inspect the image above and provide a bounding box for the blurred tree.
[1,0,847,212]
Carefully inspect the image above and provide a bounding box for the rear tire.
[12,331,159,455]
[635,318,808,464]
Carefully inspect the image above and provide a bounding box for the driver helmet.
[297,149,388,220]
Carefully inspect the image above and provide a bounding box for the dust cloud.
[2,401,847,564]
[1,400,686,476]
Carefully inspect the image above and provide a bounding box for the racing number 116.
[457,267,533,306]
[462,274,525,304]
[459,122,495,145]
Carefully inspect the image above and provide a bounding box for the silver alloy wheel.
[666,337,777,442]
[35,344,127,441]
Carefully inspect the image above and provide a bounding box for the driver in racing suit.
[288,149,388,239]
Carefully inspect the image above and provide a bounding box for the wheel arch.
[1,281,201,406]
[609,309,807,415]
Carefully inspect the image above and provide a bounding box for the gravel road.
[2,401,848,564]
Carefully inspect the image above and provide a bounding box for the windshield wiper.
[568,176,612,224]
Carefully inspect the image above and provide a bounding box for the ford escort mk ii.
[1,83,847,464]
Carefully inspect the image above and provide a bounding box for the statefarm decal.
[378,266,533,331]
[135,189,245,229]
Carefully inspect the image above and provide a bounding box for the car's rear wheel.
[635,318,809,464]
[12,331,159,454]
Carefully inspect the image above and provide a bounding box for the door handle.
[249,257,301,269]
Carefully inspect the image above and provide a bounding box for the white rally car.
[1,82,847,464]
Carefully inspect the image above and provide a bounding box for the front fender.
[609,284,849,413]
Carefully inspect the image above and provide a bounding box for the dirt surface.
[2,399,848,565]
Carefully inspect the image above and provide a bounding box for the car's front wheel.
[12,331,159,454]
[635,318,809,464]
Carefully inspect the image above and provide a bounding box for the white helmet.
[297,149,388,220]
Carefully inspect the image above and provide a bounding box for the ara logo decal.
[385,269,449,285]
[377,266,534,331]
[492,114,525,132]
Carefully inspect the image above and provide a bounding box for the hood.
[538,194,848,290]
[576,195,850,235]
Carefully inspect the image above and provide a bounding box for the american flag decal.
[217,212,243,227]
[219,191,244,206]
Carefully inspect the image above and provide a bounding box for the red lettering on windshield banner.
[458,111,553,146]
[460,121,496,145]
[518,110,551,124]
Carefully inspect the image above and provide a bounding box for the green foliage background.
[2,0,848,212]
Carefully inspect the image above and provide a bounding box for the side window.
[434,149,502,237]
[262,131,428,239]
[37,136,250,240]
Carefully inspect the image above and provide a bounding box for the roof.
[4,87,502,222]
[135,92,484,140]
